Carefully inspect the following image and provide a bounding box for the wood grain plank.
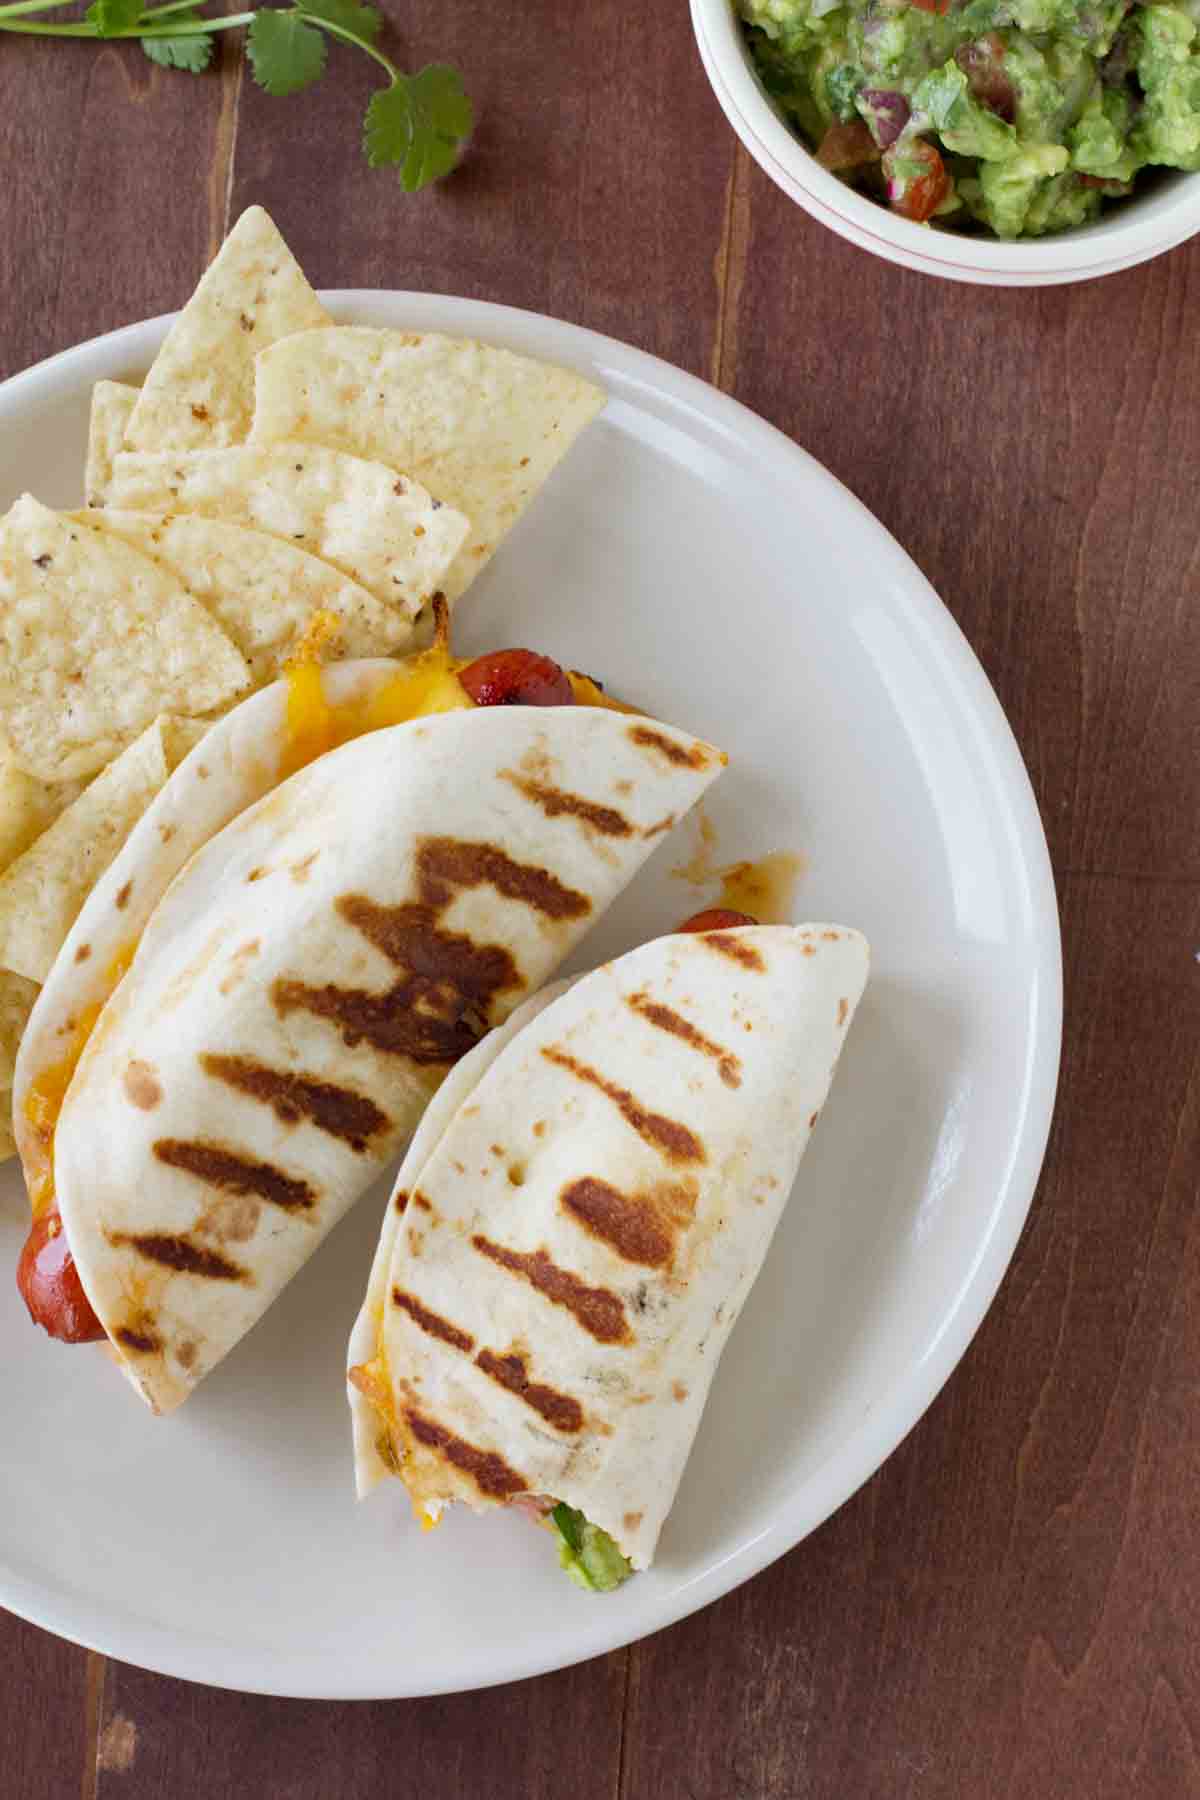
[620,871,1200,1800]
[226,0,735,376]
[94,1649,628,1798]
[0,1610,89,1800]
[0,37,236,383]
[722,169,1200,885]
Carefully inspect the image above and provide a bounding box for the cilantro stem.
[305,13,399,81]
[0,0,78,17]
[0,9,248,27]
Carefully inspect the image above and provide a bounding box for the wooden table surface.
[2,6,1198,1796]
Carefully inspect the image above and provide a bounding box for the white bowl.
[692,0,1200,285]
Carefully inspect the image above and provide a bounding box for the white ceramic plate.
[0,295,1060,1697]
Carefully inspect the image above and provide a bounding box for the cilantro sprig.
[0,0,472,191]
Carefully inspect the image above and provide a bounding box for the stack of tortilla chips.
[0,206,605,1155]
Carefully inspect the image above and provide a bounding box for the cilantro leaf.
[141,15,213,70]
[295,0,381,44]
[86,0,143,34]
[247,9,326,96]
[364,65,473,191]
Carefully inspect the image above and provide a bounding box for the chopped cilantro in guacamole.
[740,0,1200,237]
[549,1503,633,1592]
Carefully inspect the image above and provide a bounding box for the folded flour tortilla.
[348,923,868,1574]
[16,675,723,1412]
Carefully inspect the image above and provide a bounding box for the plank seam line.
[80,1651,106,1800]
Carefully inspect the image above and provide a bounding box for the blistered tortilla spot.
[837,997,849,1025]
[802,943,815,957]
[123,1059,163,1111]
[247,867,268,883]
[532,1120,546,1139]
[153,1138,317,1213]
[671,1382,688,1403]
[623,1511,643,1532]
[490,1143,505,1157]
[74,943,91,964]
[394,1190,409,1215]
[115,879,133,910]
[822,929,841,941]
[196,1193,262,1244]
[507,1161,527,1188]
[176,1339,198,1371]
[642,813,677,839]
[197,764,210,780]
[411,1193,433,1213]
[290,851,320,883]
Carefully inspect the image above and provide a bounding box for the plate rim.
[0,291,1062,1697]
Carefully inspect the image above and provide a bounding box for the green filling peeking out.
[549,1503,634,1592]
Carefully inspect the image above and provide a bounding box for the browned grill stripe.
[153,1139,316,1213]
[392,1288,474,1352]
[628,725,710,770]
[471,1234,631,1345]
[703,932,766,972]
[540,1046,706,1165]
[626,992,741,1088]
[560,1176,674,1268]
[114,1325,161,1355]
[475,1348,584,1433]
[501,772,633,839]
[404,1407,527,1499]
[414,837,589,921]
[108,1231,248,1282]
[271,835,588,1068]
[200,1053,389,1152]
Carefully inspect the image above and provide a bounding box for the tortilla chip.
[0,717,174,983]
[0,744,87,875]
[85,381,138,508]
[251,327,606,599]
[107,444,469,621]
[76,511,414,684]
[125,207,331,454]
[0,495,250,782]
[0,969,38,1160]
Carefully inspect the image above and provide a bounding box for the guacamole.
[740,0,1200,236]
[549,1503,634,1592]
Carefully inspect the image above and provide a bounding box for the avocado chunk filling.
[549,1502,633,1592]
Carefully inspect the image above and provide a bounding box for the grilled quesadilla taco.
[13,642,723,1412]
[348,915,868,1586]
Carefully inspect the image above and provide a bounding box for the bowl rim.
[692,0,1200,283]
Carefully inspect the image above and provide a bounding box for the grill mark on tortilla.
[392,1287,474,1352]
[541,1047,705,1165]
[702,932,766,972]
[560,1177,674,1267]
[114,1324,161,1355]
[475,1348,584,1433]
[394,1190,409,1214]
[626,992,741,1088]
[501,772,633,839]
[628,725,710,769]
[153,1139,316,1213]
[404,1407,527,1499]
[471,1234,630,1345]
[411,837,590,921]
[108,1230,248,1282]
[200,1053,389,1152]
[272,832,589,1066]
[115,879,133,910]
